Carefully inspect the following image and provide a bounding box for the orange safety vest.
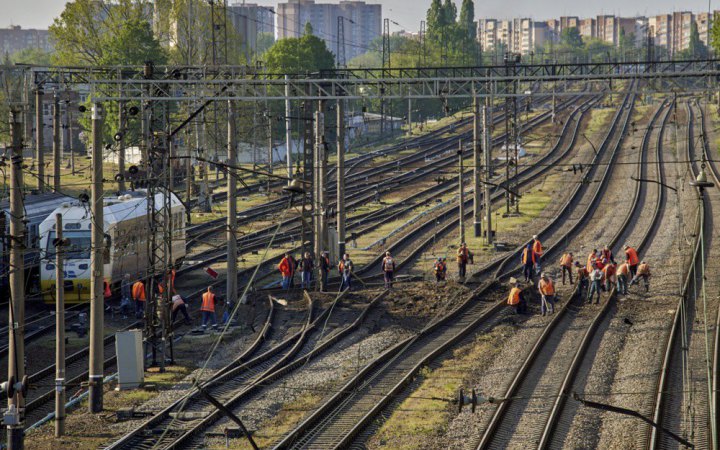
[595,258,605,271]
[522,247,535,265]
[508,287,522,306]
[626,247,639,266]
[132,281,146,301]
[560,253,573,267]
[457,247,470,263]
[539,279,555,296]
[617,263,630,276]
[586,253,597,271]
[637,263,650,276]
[434,261,446,274]
[104,281,111,298]
[603,264,616,277]
[278,257,292,277]
[201,292,216,312]
[533,239,543,256]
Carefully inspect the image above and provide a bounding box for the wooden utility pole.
[473,96,482,238]
[484,99,493,245]
[227,100,238,304]
[336,99,346,258]
[7,108,26,450]
[88,103,104,413]
[54,213,66,437]
[35,88,44,192]
[53,92,61,193]
[458,140,465,244]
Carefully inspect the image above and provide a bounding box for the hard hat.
[533,235,538,239]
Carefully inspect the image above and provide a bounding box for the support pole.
[88,103,104,413]
[54,213,66,437]
[53,92,61,193]
[473,96,482,238]
[117,99,126,192]
[35,88,44,192]
[285,75,293,180]
[7,108,26,450]
[227,100,238,305]
[458,140,465,244]
[267,112,273,193]
[336,99,346,259]
[407,95,412,136]
[484,99,493,245]
[314,101,325,266]
[185,129,192,221]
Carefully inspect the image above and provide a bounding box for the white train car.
[39,190,186,303]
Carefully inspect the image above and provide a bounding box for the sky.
[1,0,715,32]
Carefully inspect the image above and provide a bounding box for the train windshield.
[46,231,92,260]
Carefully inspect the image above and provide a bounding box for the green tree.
[458,0,475,41]
[256,32,275,57]
[99,17,166,65]
[10,47,52,65]
[426,0,443,41]
[560,27,583,49]
[264,33,334,73]
[441,0,457,26]
[688,21,708,58]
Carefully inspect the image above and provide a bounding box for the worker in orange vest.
[630,260,651,292]
[131,277,146,319]
[508,281,526,314]
[602,261,616,292]
[600,246,615,265]
[575,261,589,296]
[158,269,177,296]
[278,252,293,290]
[538,272,556,316]
[586,249,598,272]
[616,262,630,295]
[532,235,543,273]
[433,257,447,283]
[559,252,574,285]
[201,286,218,329]
[624,245,640,278]
[457,243,473,280]
[521,243,535,283]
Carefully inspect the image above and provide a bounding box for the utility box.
[115,330,144,390]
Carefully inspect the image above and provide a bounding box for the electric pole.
[117,99,126,192]
[484,99,493,245]
[314,101,326,266]
[53,91,61,193]
[458,140,465,244]
[7,108,26,450]
[227,100,238,306]
[336,99,346,259]
[473,96,482,238]
[267,111,273,193]
[88,103,104,413]
[35,88,44,192]
[407,91,412,137]
[285,75,293,180]
[54,213,66,437]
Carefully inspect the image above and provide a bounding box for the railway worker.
[319,251,331,292]
[457,243,473,280]
[601,245,616,265]
[131,277,147,319]
[300,252,314,290]
[508,281,526,315]
[381,251,396,289]
[339,253,354,291]
[171,294,192,325]
[624,245,640,278]
[559,252,574,285]
[587,263,603,304]
[616,261,630,295]
[538,273,556,316]
[278,253,293,290]
[602,261,617,292]
[288,253,298,288]
[532,235,544,271]
[521,243,535,283]
[575,262,589,296]
[200,286,218,329]
[630,260,651,292]
[120,273,133,319]
[586,249,598,272]
[434,257,447,283]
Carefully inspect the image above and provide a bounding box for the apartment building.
[227,3,275,63]
[478,19,512,52]
[0,25,53,56]
[276,0,381,62]
[671,11,694,55]
[579,18,595,40]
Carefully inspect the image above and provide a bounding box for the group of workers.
[433,242,474,283]
[278,251,355,292]
[118,270,228,332]
[508,240,653,315]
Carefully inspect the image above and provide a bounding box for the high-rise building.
[560,16,580,31]
[228,3,275,63]
[276,0,381,62]
[0,25,53,56]
[579,18,595,40]
[671,11,694,55]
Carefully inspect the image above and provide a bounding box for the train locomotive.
[39,189,186,303]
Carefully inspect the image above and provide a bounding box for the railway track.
[263,90,635,449]
[102,290,386,449]
[475,95,668,449]
[648,99,720,450]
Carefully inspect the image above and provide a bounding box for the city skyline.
[3,0,717,33]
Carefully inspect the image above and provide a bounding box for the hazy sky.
[2,0,715,32]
